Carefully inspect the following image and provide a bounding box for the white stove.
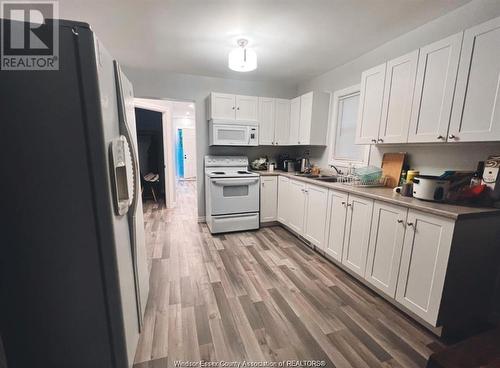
[204,156,260,234]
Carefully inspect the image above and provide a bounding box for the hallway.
[134,181,444,368]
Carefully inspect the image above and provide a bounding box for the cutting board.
[381,152,406,188]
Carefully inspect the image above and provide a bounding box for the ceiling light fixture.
[228,38,257,72]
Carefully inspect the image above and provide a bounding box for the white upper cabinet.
[299,92,313,144]
[289,92,330,145]
[209,93,236,120]
[303,184,329,248]
[235,95,259,121]
[289,96,301,145]
[259,98,291,146]
[341,194,374,277]
[260,176,278,223]
[356,63,386,144]
[207,93,258,121]
[365,201,407,298]
[408,33,463,143]
[325,190,348,261]
[379,50,419,144]
[208,91,328,146]
[396,210,454,326]
[274,98,291,145]
[258,97,275,145]
[450,16,500,142]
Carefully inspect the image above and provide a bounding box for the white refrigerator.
[0,19,149,368]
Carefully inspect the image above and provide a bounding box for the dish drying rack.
[337,174,388,187]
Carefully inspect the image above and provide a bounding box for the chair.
[142,172,160,202]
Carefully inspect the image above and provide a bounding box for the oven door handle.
[212,178,259,186]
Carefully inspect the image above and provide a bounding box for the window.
[328,85,369,167]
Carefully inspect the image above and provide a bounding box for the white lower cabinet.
[287,179,307,234]
[395,210,454,326]
[277,176,290,224]
[260,176,278,222]
[365,201,407,298]
[279,179,327,246]
[303,184,329,248]
[324,190,348,261]
[341,194,374,277]
[274,175,498,332]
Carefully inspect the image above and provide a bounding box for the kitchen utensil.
[413,175,450,201]
[297,158,310,173]
[381,153,406,188]
[283,160,295,172]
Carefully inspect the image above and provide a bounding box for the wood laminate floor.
[134,180,445,368]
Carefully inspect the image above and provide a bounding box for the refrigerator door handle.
[113,60,144,332]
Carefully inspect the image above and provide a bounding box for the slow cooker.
[412,175,450,201]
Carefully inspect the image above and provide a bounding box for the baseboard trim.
[197,216,206,223]
[260,220,280,227]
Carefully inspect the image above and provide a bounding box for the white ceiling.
[59,0,471,82]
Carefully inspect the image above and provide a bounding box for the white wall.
[298,0,500,173]
[173,117,195,131]
[123,68,298,217]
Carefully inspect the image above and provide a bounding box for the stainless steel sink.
[294,173,338,182]
[314,176,338,182]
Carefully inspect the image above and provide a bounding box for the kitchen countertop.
[254,170,500,220]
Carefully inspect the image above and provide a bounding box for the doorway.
[172,101,197,181]
[135,108,165,202]
[133,98,197,210]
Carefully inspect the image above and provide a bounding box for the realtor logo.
[1,1,59,70]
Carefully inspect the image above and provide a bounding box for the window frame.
[327,84,370,168]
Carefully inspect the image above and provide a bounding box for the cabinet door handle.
[437,135,444,140]
[298,141,301,144]
[237,107,240,110]
[397,219,404,223]
[377,138,384,143]
[448,134,456,140]
[371,139,377,143]
[346,203,352,207]
[407,222,414,228]
[232,106,235,110]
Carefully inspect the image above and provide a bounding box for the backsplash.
[371,143,500,175]
[208,145,303,165]
[306,142,500,175]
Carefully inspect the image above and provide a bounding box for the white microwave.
[209,120,259,146]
